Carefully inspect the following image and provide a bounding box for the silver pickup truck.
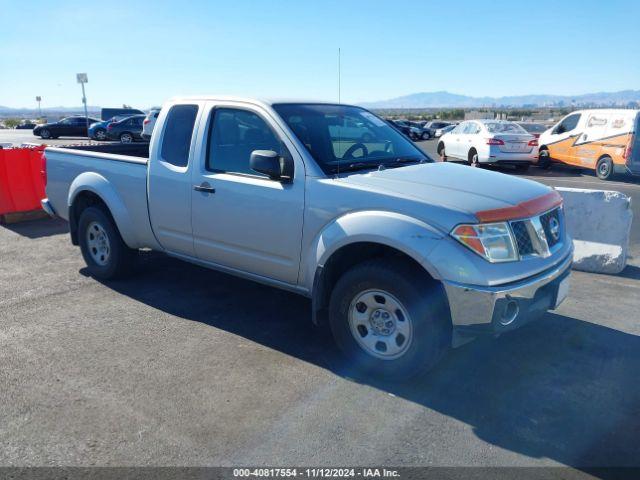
[42,97,573,380]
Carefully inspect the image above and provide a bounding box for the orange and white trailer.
[538,109,640,180]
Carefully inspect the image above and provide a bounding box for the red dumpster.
[0,145,47,216]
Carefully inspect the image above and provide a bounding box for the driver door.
[191,103,305,284]
[547,113,582,165]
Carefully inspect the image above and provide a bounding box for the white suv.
[437,120,539,171]
[141,108,160,141]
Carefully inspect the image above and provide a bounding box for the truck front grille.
[540,208,562,248]
[510,207,563,258]
[511,221,535,255]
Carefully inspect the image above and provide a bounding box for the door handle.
[194,183,215,193]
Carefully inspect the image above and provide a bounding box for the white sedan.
[437,120,539,171]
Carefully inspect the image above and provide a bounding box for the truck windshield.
[272,103,431,174]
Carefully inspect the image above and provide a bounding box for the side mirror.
[250,150,293,182]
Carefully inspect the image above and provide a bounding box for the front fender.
[302,210,445,292]
[68,172,139,248]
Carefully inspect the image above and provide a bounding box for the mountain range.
[361,90,640,109]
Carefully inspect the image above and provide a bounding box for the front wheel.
[537,149,552,169]
[94,128,107,141]
[596,156,614,180]
[421,131,430,140]
[78,206,135,280]
[329,258,451,380]
[40,129,51,139]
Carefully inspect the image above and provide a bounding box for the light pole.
[35,96,42,118]
[76,73,89,135]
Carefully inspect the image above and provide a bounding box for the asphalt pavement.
[0,134,639,468]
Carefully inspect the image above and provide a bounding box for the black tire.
[421,131,431,140]
[40,129,51,139]
[329,258,451,381]
[94,128,107,141]
[537,148,552,169]
[120,132,134,144]
[468,149,479,167]
[437,143,447,161]
[514,163,530,173]
[596,155,614,180]
[78,206,135,280]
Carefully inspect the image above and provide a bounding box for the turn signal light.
[528,139,539,146]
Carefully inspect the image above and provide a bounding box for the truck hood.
[339,161,552,230]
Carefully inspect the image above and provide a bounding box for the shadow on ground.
[87,252,640,468]
[1,217,69,239]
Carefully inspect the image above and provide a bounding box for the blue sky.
[1,0,638,108]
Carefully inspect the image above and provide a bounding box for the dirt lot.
[1,138,639,468]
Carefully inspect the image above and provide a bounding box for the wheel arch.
[305,211,444,326]
[68,172,139,248]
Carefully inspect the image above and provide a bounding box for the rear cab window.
[160,104,199,167]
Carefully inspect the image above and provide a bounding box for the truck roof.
[166,96,359,109]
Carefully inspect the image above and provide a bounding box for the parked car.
[105,114,146,143]
[407,121,431,140]
[100,107,144,121]
[538,109,640,179]
[437,120,538,171]
[142,108,160,141]
[16,121,37,130]
[434,124,455,137]
[89,115,134,141]
[328,116,377,142]
[388,119,421,140]
[517,122,548,139]
[426,121,453,138]
[33,116,101,139]
[42,97,572,380]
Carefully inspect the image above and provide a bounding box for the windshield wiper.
[329,162,382,174]
[381,157,426,168]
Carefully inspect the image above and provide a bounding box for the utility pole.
[35,96,42,118]
[76,73,89,135]
[338,48,341,104]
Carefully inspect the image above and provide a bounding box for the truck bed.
[54,142,150,160]
[44,142,158,250]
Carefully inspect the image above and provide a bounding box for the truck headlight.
[451,222,518,263]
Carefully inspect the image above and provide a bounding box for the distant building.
[464,110,494,120]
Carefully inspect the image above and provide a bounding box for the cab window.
[207,108,288,177]
[555,114,581,134]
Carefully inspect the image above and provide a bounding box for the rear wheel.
[120,132,134,144]
[437,143,447,161]
[468,149,479,167]
[329,258,450,380]
[78,206,135,280]
[596,155,614,180]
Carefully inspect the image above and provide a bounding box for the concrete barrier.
[556,187,633,274]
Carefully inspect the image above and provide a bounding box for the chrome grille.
[511,221,534,255]
[540,208,562,247]
[510,207,563,258]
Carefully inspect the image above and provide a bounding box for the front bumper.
[443,251,572,340]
